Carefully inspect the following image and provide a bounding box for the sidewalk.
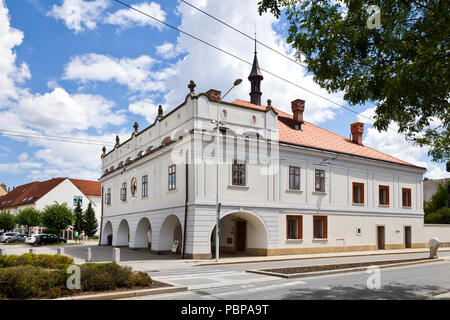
[193,247,450,266]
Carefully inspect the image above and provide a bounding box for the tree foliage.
[16,208,41,235]
[83,202,98,238]
[41,203,74,235]
[73,201,84,232]
[424,180,450,223]
[0,212,16,232]
[258,0,449,162]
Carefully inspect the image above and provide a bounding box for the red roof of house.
[0,178,101,210]
[70,179,101,196]
[232,99,421,168]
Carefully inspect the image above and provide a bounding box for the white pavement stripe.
[153,271,237,279]
[211,280,306,297]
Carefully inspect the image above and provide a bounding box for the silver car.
[1,232,18,243]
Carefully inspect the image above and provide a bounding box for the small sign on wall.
[356,227,362,236]
[171,240,179,254]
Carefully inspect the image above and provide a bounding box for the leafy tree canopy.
[16,207,41,235]
[258,0,449,162]
[424,180,450,215]
[0,212,16,232]
[41,203,74,234]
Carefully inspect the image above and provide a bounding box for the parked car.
[34,234,67,245]
[25,234,42,245]
[8,234,27,243]
[1,232,18,243]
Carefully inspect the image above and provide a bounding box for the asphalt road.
[132,259,450,300]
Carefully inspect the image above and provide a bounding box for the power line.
[111,0,396,133]
[179,0,308,70]
[0,129,112,145]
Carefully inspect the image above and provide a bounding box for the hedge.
[0,253,74,269]
[0,255,153,299]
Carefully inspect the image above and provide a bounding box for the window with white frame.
[142,175,148,197]
[105,188,111,205]
[315,169,325,192]
[120,183,127,201]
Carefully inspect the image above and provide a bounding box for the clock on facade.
[130,177,137,198]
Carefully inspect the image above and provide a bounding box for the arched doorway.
[101,221,113,245]
[116,219,130,247]
[134,217,152,249]
[210,211,269,257]
[159,215,183,255]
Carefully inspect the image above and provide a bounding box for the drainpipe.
[98,186,104,246]
[182,152,189,259]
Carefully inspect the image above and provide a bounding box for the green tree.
[41,203,74,235]
[73,200,84,233]
[424,180,450,224]
[83,202,98,237]
[16,207,41,235]
[0,211,16,232]
[258,0,449,162]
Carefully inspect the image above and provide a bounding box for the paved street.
[2,243,449,299]
[129,260,450,300]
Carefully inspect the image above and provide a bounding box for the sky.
[0,0,448,189]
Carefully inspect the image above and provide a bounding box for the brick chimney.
[205,89,221,102]
[351,122,364,145]
[291,99,305,129]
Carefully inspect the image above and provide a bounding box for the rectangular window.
[352,182,364,204]
[286,215,302,239]
[120,183,127,201]
[73,196,82,206]
[105,188,111,205]
[379,185,389,205]
[168,165,176,190]
[142,175,148,197]
[315,169,325,192]
[313,216,328,239]
[402,188,412,207]
[289,166,300,190]
[232,160,246,186]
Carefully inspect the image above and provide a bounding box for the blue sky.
[0,0,448,189]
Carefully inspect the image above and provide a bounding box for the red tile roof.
[0,178,101,210]
[232,99,421,168]
[0,178,65,209]
[70,179,101,196]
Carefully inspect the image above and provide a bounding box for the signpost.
[171,240,179,254]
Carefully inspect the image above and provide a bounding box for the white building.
[0,178,101,234]
[99,51,446,259]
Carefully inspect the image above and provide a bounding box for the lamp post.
[212,79,242,261]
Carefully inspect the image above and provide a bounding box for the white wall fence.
[423,224,450,247]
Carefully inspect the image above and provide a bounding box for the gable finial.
[157,105,163,120]
[115,135,120,148]
[188,80,196,96]
[133,121,139,135]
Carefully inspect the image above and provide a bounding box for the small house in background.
[0,178,101,235]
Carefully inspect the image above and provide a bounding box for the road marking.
[211,280,306,297]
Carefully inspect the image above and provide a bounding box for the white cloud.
[0,1,30,103]
[357,107,450,178]
[48,0,109,33]
[14,87,127,134]
[63,53,166,92]
[128,98,158,123]
[160,0,344,124]
[104,2,166,30]
[17,152,28,161]
[156,42,183,59]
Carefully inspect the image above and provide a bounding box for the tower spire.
[248,32,263,106]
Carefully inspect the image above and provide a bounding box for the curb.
[246,258,445,279]
[52,281,187,300]
[194,248,450,266]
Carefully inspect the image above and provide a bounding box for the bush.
[425,207,450,224]
[0,266,69,299]
[0,253,74,269]
[79,263,152,291]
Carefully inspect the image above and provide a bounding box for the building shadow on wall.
[282,283,444,300]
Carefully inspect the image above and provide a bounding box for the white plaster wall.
[423,224,450,245]
[278,213,424,248]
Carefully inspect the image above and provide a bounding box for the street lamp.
[212,79,242,261]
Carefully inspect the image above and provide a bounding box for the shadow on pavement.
[283,283,442,300]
